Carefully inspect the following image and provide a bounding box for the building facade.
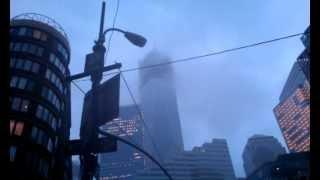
[297,26,310,81]
[9,13,72,179]
[139,50,184,166]
[135,139,236,180]
[273,26,310,153]
[99,105,146,180]
[242,135,286,177]
[247,152,309,180]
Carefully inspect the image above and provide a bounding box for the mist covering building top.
[139,50,184,165]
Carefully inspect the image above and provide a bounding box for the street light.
[98,27,147,48]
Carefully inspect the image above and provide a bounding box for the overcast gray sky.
[11,0,309,177]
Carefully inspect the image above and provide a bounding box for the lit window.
[14,122,24,136]
[33,30,41,39]
[10,120,15,134]
[10,146,17,162]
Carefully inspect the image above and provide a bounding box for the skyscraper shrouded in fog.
[242,135,286,177]
[99,105,146,180]
[273,26,310,153]
[139,50,184,165]
[9,13,72,179]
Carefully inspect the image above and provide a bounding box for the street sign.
[67,137,117,155]
[84,52,104,73]
[81,73,120,131]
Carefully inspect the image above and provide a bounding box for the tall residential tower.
[9,13,72,180]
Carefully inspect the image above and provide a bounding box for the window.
[36,105,44,119]
[10,146,17,162]
[40,33,47,41]
[12,97,21,111]
[49,53,66,74]
[37,47,44,56]
[31,127,38,140]
[26,81,35,91]
[47,139,53,152]
[29,44,37,54]
[13,42,21,51]
[18,27,27,36]
[10,120,25,136]
[24,60,32,71]
[16,59,24,69]
[10,76,18,87]
[22,43,28,52]
[33,30,41,39]
[18,78,27,89]
[32,62,40,73]
[10,58,16,67]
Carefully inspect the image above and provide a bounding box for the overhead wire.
[104,0,120,64]
[76,32,304,82]
[119,71,165,164]
[70,74,168,176]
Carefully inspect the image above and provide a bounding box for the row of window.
[36,104,61,131]
[11,42,44,57]
[10,76,35,92]
[10,58,40,73]
[10,120,24,136]
[11,27,48,41]
[10,96,30,113]
[46,68,64,94]
[41,86,63,111]
[31,126,55,153]
[49,53,66,74]
[57,43,68,61]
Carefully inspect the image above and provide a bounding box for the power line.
[105,0,120,63]
[98,128,173,180]
[76,32,303,82]
[71,79,170,178]
[71,81,86,94]
[119,71,165,164]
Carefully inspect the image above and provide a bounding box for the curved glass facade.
[9,15,71,180]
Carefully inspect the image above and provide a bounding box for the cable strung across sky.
[75,32,304,82]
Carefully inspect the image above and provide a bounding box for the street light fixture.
[99,27,147,48]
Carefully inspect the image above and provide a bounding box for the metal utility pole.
[80,2,106,180]
[65,1,147,180]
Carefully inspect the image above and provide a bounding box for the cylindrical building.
[9,13,72,180]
